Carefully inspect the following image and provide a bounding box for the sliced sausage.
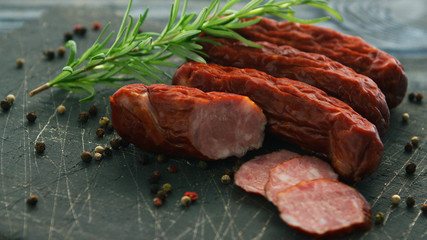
[276,179,372,239]
[265,156,338,205]
[235,17,407,108]
[173,62,384,182]
[110,84,266,160]
[200,38,389,136]
[233,150,301,196]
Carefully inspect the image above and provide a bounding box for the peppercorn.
[73,24,87,36]
[88,105,98,116]
[157,154,168,163]
[415,93,423,103]
[405,163,417,175]
[35,142,46,153]
[43,49,55,61]
[6,94,15,104]
[110,137,120,150]
[167,165,178,173]
[148,171,161,184]
[119,138,129,148]
[391,194,401,205]
[184,192,198,201]
[153,197,163,207]
[106,122,114,132]
[103,147,112,157]
[405,142,413,152]
[221,174,232,184]
[406,197,415,208]
[92,21,102,30]
[81,151,92,163]
[64,32,73,42]
[408,92,415,102]
[223,168,234,177]
[421,204,427,214]
[26,111,37,122]
[99,117,109,127]
[181,196,192,207]
[162,183,172,193]
[375,212,384,224]
[96,128,105,137]
[402,113,410,122]
[16,58,25,68]
[78,112,89,123]
[411,136,419,146]
[57,105,66,114]
[94,145,104,154]
[156,190,167,200]
[150,184,159,194]
[57,46,66,58]
[26,195,38,206]
[0,99,11,111]
[94,152,102,161]
[198,161,208,170]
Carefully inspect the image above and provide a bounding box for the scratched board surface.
[0,7,426,240]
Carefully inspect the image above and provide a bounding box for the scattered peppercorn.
[375,212,384,224]
[26,195,38,206]
[57,46,66,57]
[148,171,161,184]
[421,204,427,214]
[92,21,102,30]
[415,93,423,103]
[110,137,120,150]
[402,113,410,122]
[78,112,89,123]
[99,117,110,127]
[406,197,415,208]
[391,194,401,205]
[411,136,419,146]
[94,152,102,161]
[167,165,178,173]
[57,105,66,114]
[157,154,168,163]
[119,138,129,148]
[94,145,104,154]
[16,58,25,68]
[150,184,159,194]
[34,142,46,153]
[103,147,112,157]
[184,192,198,201]
[106,122,114,132]
[405,163,417,175]
[43,49,55,61]
[162,183,172,193]
[96,128,105,137]
[408,92,415,102]
[153,197,163,207]
[221,174,232,184]
[181,196,192,207]
[73,24,87,36]
[6,94,15,104]
[405,142,413,152]
[198,161,208,170]
[0,99,11,111]
[156,190,167,200]
[88,105,98,116]
[81,151,92,163]
[64,32,73,42]
[26,111,37,122]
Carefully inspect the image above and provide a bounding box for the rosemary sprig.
[29,0,341,102]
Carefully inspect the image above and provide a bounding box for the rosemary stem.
[29,84,50,97]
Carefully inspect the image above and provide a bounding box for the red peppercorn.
[153,197,163,207]
[92,22,102,30]
[167,165,178,173]
[184,192,198,201]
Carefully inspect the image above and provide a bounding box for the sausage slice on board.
[276,179,372,239]
[233,150,300,196]
[173,62,383,183]
[110,84,266,160]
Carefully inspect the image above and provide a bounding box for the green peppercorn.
[35,142,46,153]
[162,183,172,193]
[181,196,192,207]
[78,112,89,123]
[405,163,417,175]
[6,94,15,104]
[406,197,415,208]
[57,105,66,114]
[16,58,25,68]
[81,151,92,163]
[96,128,105,137]
[402,113,410,122]
[27,195,38,206]
[26,111,37,122]
[411,136,419,146]
[405,142,413,152]
[110,137,120,150]
[99,117,110,127]
[375,212,384,224]
[0,99,11,111]
[221,174,232,184]
[153,197,163,207]
[391,194,401,205]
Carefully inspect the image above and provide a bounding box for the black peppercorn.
[103,147,112,157]
[88,105,98,116]
[73,24,87,36]
[64,32,73,42]
[78,112,89,123]
[26,111,37,122]
[148,170,161,184]
[150,184,159,194]
[119,138,129,148]
[421,204,427,214]
[415,93,423,103]
[406,197,415,208]
[408,92,415,102]
[16,58,25,68]
[405,142,413,152]
[106,122,114,132]
[405,163,417,175]
[27,195,38,206]
[96,128,105,137]
[110,137,120,150]
[35,142,46,153]
[1,99,11,111]
[156,190,167,200]
[57,46,66,58]
[43,49,55,61]
[81,151,92,163]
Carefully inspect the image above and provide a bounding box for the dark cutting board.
[0,7,426,240]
